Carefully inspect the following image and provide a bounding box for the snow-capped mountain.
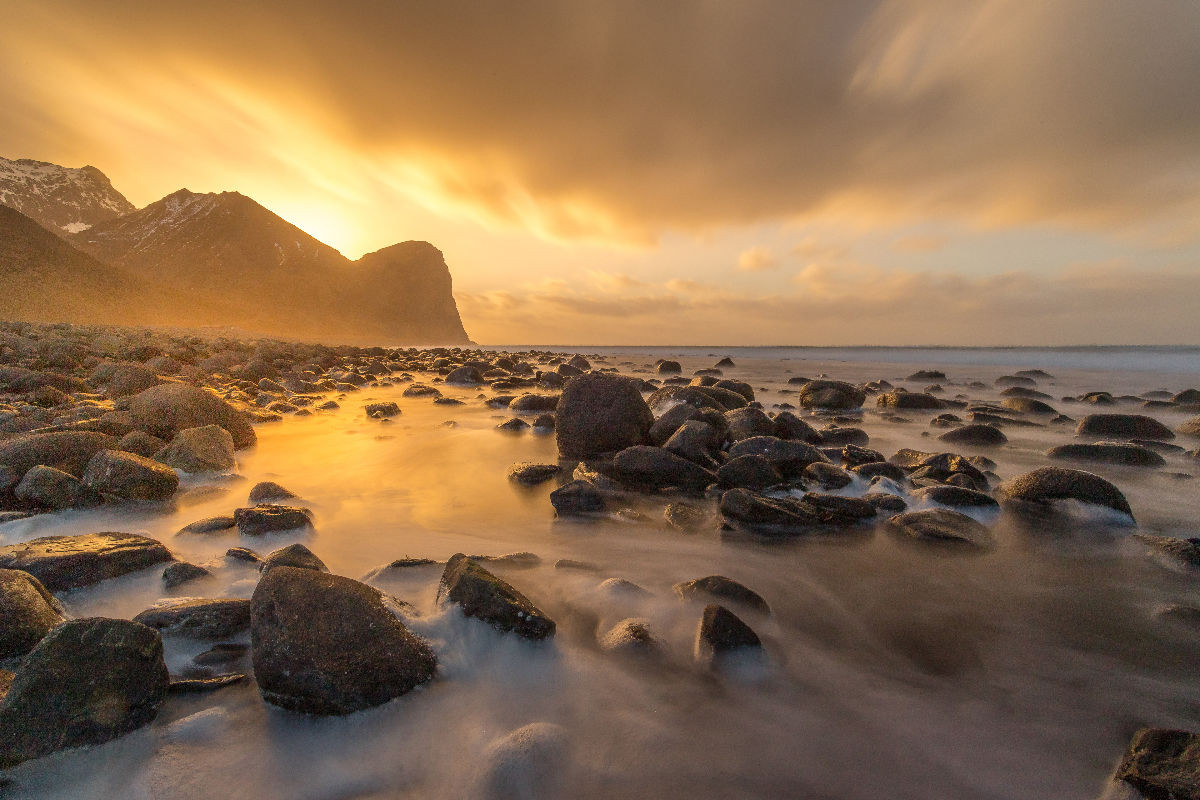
[0,157,134,234]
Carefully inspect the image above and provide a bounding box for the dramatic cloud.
[2,1,1199,244]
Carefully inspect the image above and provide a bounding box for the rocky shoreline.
[0,319,1199,797]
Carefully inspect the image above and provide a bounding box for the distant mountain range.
[0,156,470,344]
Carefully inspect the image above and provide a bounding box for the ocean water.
[2,347,1199,799]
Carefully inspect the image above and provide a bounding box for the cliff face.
[0,156,472,344]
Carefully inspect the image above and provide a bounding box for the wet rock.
[851,461,908,483]
[727,436,828,479]
[598,618,659,655]
[648,403,703,445]
[772,411,822,443]
[252,567,436,714]
[82,449,179,502]
[800,493,877,525]
[177,515,236,535]
[162,561,211,589]
[128,383,256,450]
[664,501,710,532]
[1177,416,1200,437]
[474,722,569,800]
[496,417,530,432]
[886,508,993,548]
[0,618,169,768]
[937,424,1007,447]
[647,385,728,414]
[248,481,297,504]
[718,489,837,531]
[1134,534,1200,569]
[14,465,92,510]
[193,642,249,666]
[695,604,761,663]
[437,554,555,640]
[597,577,651,598]
[445,365,484,385]
[101,364,162,398]
[556,373,654,458]
[1046,442,1166,468]
[507,462,561,486]
[115,430,167,458]
[510,393,559,412]
[612,446,716,491]
[842,444,885,467]
[532,413,556,431]
[1076,413,1175,441]
[0,569,64,659]
[169,674,247,694]
[133,598,252,639]
[907,370,946,381]
[797,380,866,410]
[365,401,401,419]
[154,425,236,473]
[663,419,723,467]
[717,454,783,491]
[724,407,775,442]
[817,426,869,447]
[911,485,999,508]
[234,504,315,535]
[0,532,172,591]
[1111,728,1200,800]
[259,543,328,574]
[867,493,908,513]
[226,547,261,564]
[656,360,682,374]
[803,461,854,490]
[998,466,1133,517]
[0,430,114,480]
[549,480,607,515]
[674,575,769,614]
[877,391,945,410]
[1001,397,1057,415]
[402,383,441,398]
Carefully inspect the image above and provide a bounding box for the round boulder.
[555,373,654,458]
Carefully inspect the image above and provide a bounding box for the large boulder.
[0,431,114,479]
[611,446,716,491]
[877,391,944,410]
[473,722,570,800]
[0,569,64,658]
[998,466,1133,517]
[234,504,315,535]
[82,449,179,501]
[0,532,173,591]
[259,543,328,574]
[1046,442,1166,468]
[133,598,251,639]
[102,364,162,398]
[796,380,865,410]
[1076,413,1175,441]
[937,424,1007,447]
[14,465,92,510]
[128,383,256,450]
[674,575,769,614]
[549,480,607,515]
[0,618,169,768]
[438,554,555,640]
[251,567,436,715]
[154,425,236,473]
[694,604,761,664]
[727,436,828,478]
[885,509,993,548]
[556,373,654,458]
[1111,728,1200,800]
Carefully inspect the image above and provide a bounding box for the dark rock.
[1002,397,1057,415]
[496,417,530,432]
[0,532,172,591]
[510,393,559,412]
[445,366,484,385]
[14,465,92,510]
[0,430,114,480]
[803,461,854,490]
[842,444,885,467]
[1047,442,1166,467]
[886,509,993,548]
[365,401,401,419]
[556,373,654,458]
[656,360,682,374]
[911,485,999,508]
[851,461,908,482]
[1077,413,1175,441]
[0,618,169,768]
[226,547,261,564]
[154,425,236,472]
[259,543,328,574]
[796,380,866,410]
[1112,728,1200,800]
[724,407,774,442]
[82,449,179,501]
[937,424,1007,447]
[234,504,315,535]
[818,426,869,447]
[437,554,555,640]
[177,515,236,535]
[0,569,64,659]
[507,462,561,486]
[877,391,945,410]
[248,481,297,504]
[695,604,761,663]
[169,673,247,694]
[549,480,607,515]
[115,430,166,457]
[252,567,436,714]
[718,488,818,530]
[867,493,908,513]
[162,561,211,589]
[998,466,1133,517]
[717,454,783,490]
[128,383,256,449]
[648,403,702,445]
[133,598,252,639]
[402,383,441,398]
[674,575,769,614]
[771,411,822,443]
[663,419,723,466]
[907,370,946,381]
[646,385,728,414]
[612,446,716,491]
[1134,534,1200,569]
[193,642,249,666]
[727,436,828,479]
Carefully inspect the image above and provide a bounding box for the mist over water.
[3,348,1200,799]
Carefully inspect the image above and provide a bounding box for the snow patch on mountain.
[0,156,134,233]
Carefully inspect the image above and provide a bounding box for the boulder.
[252,567,436,714]
[102,364,161,397]
[507,462,561,486]
[1076,414,1175,441]
[445,365,484,385]
[128,383,256,449]
[234,504,315,535]
[886,509,993,548]
[549,480,607,515]
[674,575,769,614]
[154,425,236,473]
[911,485,998,508]
[0,430,114,479]
[803,461,853,490]
[663,420,723,467]
[717,454,783,491]
[556,373,654,458]
[0,532,173,591]
[259,543,328,574]
[877,391,945,410]
[937,424,1007,447]
[14,465,91,510]
[247,481,297,504]
[771,411,822,443]
[724,407,775,442]
[1111,728,1200,800]
[115,430,166,458]
[598,618,659,655]
[161,561,211,589]
[177,515,237,535]
[797,380,865,410]
[727,436,828,478]
[473,722,570,800]
[0,569,64,658]
[437,554,555,640]
[1046,442,1166,468]
[998,466,1133,517]
[1001,397,1057,415]
[0,618,169,768]
[133,598,252,639]
[694,604,761,663]
[83,449,179,501]
[1177,416,1200,437]
[611,446,716,491]
[365,401,401,419]
[510,393,559,412]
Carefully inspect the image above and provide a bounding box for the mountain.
[70,188,471,343]
[0,157,134,234]
[0,204,224,328]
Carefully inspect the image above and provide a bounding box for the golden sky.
[3,1,1200,344]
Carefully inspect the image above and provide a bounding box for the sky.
[2,0,1200,345]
